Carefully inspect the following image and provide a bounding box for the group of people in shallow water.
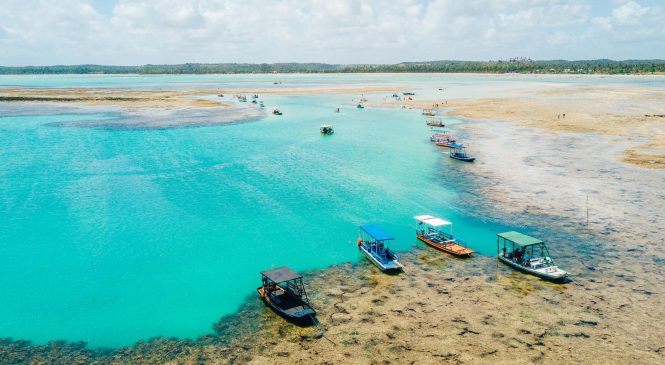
[502,246,534,267]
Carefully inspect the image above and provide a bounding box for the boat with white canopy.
[414,215,474,257]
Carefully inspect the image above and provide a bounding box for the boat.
[357,224,403,273]
[259,101,265,108]
[272,108,283,115]
[217,94,224,97]
[414,215,474,257]
[449,144,476,162]
[335,107,340,113]
[422,109,435,117]
[320,124,334,135]
[426,116,445,127]
[237,95,247,102]
[403,92,415,96]
[356,104,364,109]
[257,266,317,325]
[251,99,257,104]
[496,231,568,282]
[360,95,368,102]
[252,94,259,99]
[430,132,455,144]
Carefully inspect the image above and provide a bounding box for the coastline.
[367,85,665,169]
[1,77,665,364]
[3,106,665,364]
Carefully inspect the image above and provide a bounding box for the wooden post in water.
[586,194,589,227]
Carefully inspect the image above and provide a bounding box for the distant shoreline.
[1,72,664,78]
[1,60,664,76]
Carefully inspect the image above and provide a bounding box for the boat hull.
[450,155,475,162]
[417,234,474,257]
[497,256,568,283]
[257,287,317,326]
[359,245,403,273]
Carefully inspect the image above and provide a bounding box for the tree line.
[1,60,664,75]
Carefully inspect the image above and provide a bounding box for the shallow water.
[0,74,661,347]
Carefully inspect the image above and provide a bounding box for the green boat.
[497,231,568,282]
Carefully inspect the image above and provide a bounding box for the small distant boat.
[320,124,334,135]
[497,231,568,282]
[422,109,435,117]
[430,132,455,144]
[414,215,474,257]
[237,95,247,102]
[359,94,368,102]
[272,108,283,115]
[259,101,265,108]
[449,144,476,162]
[217,94,224,97]
[251,99,257,104]
[356,104,364,109]
[403,92,415,96]
[426,117,444,127]
[391,93,399,98]
[357,224,403,273]
[257,266,317,325]
[252,94,259,99]
[335,107,340,113]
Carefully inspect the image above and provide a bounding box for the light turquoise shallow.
[0,74,658,347]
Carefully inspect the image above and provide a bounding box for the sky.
[0,0,664,66]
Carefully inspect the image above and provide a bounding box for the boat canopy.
[260,266,302,283]
[448,143,465,149]
[414,215,452,227]
[359,224,394,241]
[497,231,544,247]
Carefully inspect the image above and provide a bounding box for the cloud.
[0,0,664,65]
[590,0,665,44]
[611,1,649,25]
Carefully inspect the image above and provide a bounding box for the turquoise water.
[0,74,652,347]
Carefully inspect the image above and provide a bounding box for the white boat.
[496,231,568,282]
[357,224,403,273]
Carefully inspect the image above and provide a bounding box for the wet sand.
[0,85,401,110]
[0,87,231,110]
[369,85,665,169]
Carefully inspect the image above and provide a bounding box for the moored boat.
[356,103,365,109]
[430,132,455,144]
[357,224,403,273]
[448,144,476,162]
[496,231,568,282]
[320,124,334,135]
[414,215,474,257]
[257,266,317,325]
[422,109,435,117]
[426,116,445,127]
[272,107,283,115]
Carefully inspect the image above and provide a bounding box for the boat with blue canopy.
[497,231,568,282]
[449,143,476,162]
[357,224,403,273]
